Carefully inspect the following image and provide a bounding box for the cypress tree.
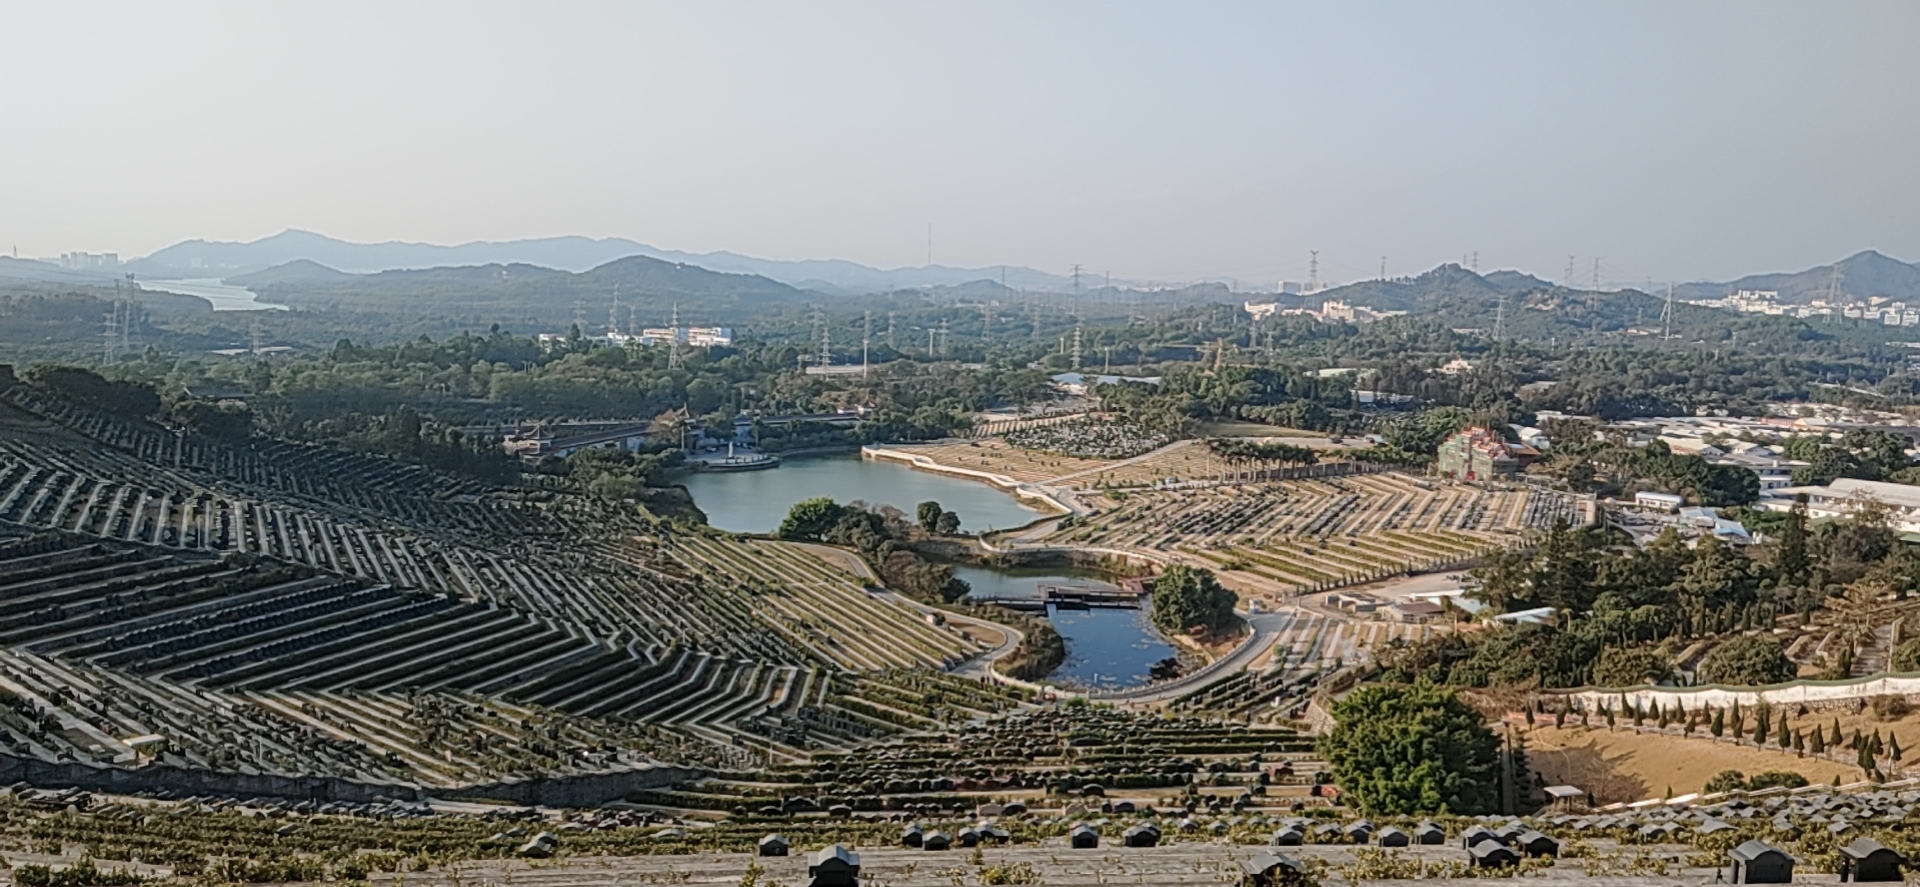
[1812,727,1826,755]
[1711,709,1725,737]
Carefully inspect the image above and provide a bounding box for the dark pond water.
[950,565,1176,691]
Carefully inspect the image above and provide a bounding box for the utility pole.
[863,310,872,379]
[668,303,683,369]
[1493,295,1506,342]
[1307,250,1320,294]
[1069,264,1083,320]
[817,306,830,367]
[1471,251,1479,274]
[1565,256,1576,288]
[1662,283,1676,339]
[887,311,897,349]
[609,284,620,337]
[101,307,118,365]
[1380,256,1386,280]
[938,317,949,357]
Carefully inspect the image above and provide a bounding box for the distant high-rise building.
[59,252,119,270]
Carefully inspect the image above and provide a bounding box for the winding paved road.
[1090,609,1294,704]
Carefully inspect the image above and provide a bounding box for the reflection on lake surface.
[137,279,286,311]
[950,565,1175,691]
[681,453,1162,688]
[681,454,1044,534]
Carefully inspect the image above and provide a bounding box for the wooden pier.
[969,581,1148,612]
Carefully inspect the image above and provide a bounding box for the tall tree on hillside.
[1776,495,1811,587]
[1318,682,1501,815]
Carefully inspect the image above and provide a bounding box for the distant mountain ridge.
[134,229,1074,294]
[1673,250,1920,304]
[238,254,814,329]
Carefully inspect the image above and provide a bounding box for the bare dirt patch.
[1524,725,1864,804]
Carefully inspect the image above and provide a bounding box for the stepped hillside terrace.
[14,703,1920,887]
[0,384,1005,795]
[880,433,1585,601]
[1046,472,1583,598]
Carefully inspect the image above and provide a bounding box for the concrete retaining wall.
[1551,672,1920,714]
[862,445,1073,516]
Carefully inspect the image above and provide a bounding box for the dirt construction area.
[1525,725,1865,804]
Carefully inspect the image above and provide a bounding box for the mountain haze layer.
[134,229,1073,293]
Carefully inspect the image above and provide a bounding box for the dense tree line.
[1377,501,1916,689]
[777,497,971,602]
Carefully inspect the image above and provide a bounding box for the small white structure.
[1634,491,1684,512]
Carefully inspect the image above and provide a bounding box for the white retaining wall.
[1553,672,1920,714]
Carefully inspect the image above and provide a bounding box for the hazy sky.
[4,1,1916,285]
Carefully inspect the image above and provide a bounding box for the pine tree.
[1793,729,1805,755]
[1832,718,1844,747]
[1777,716,1791,749]
[1892,733,1904,762]
[1812,727,1827,755]
[1711,709,1725,737]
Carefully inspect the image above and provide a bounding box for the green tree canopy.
[1697,634,1798,686]
[1703,769,1747,793]
[777,497,844,541]
[1150,565,1238,636]
[916,500,944,533]
[1589,647,1674,688]
[1318,682,1500,815]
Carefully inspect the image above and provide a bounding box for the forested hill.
[1302,264,1911,353]
[241,255,814,328]
[224,259,356,286]
[1673,250,1920,304]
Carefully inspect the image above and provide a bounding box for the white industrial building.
[1760,477,1920,533]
